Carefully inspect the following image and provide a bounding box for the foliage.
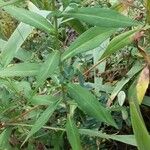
[0,0,150,149]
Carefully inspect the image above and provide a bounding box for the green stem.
[51,0,67,109]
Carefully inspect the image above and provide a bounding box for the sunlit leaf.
[63,7,139,28]
[66,116,82,150]
[62,27,116,61]
[67,83,117,128]
[100,29,138,60]
[28,1,50,17]
[3,5,54,34]
[0,63,40,77]
[0,39,32,62]
[0,23,33,66]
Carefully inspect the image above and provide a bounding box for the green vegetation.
[0,0,150,149]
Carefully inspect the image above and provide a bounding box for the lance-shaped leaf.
[63,7,139,28]
[100,29,138,60]
[128,81,150,150]
[36,51,60,87]
[67,83,117,128]
[3,5,54,34]
[0,63,40,77]
[29,95,57,105]
[0,39,32,62]
[0,23,33,66]
[22,100,61,146]
[136,66,149,104]
[79,129,137,146]
[62,27,116,61]
[66,116,82,150]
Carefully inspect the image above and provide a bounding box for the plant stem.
[51,0,67,109]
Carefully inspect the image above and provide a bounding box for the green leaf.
[28,1,50,17]
[36,51,60,87]
[67,83,117,128]
[107,62,143,106]
[100,29,138,59]
[66,116,82,150]
[0,63,40,77]
[62,27,116,61]
[63,7,139,28]
[79,129,137,146]
[22,99,61,146]
[0,129,12,149]
[29,95,57,105]
[0,39,32,62]
[128,81,150,150]
[3,5,54,34]
[130,102,150,150]
[0,22,33,66]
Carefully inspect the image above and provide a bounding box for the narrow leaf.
[62,27,116,61]
[36,51,60,87]
[0,63,40,77]
[63,7,139,28]
[29,95,57,105]
[66,116,82,150]
[130,102,150,150]
[79,129,137,146]
[128,78,150,150]
[101,29,138,59]
[3,5,54,34]
[0,39,32,61]
[67,83,117,128]
[22,100,61,145]
[0,22,33,66]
